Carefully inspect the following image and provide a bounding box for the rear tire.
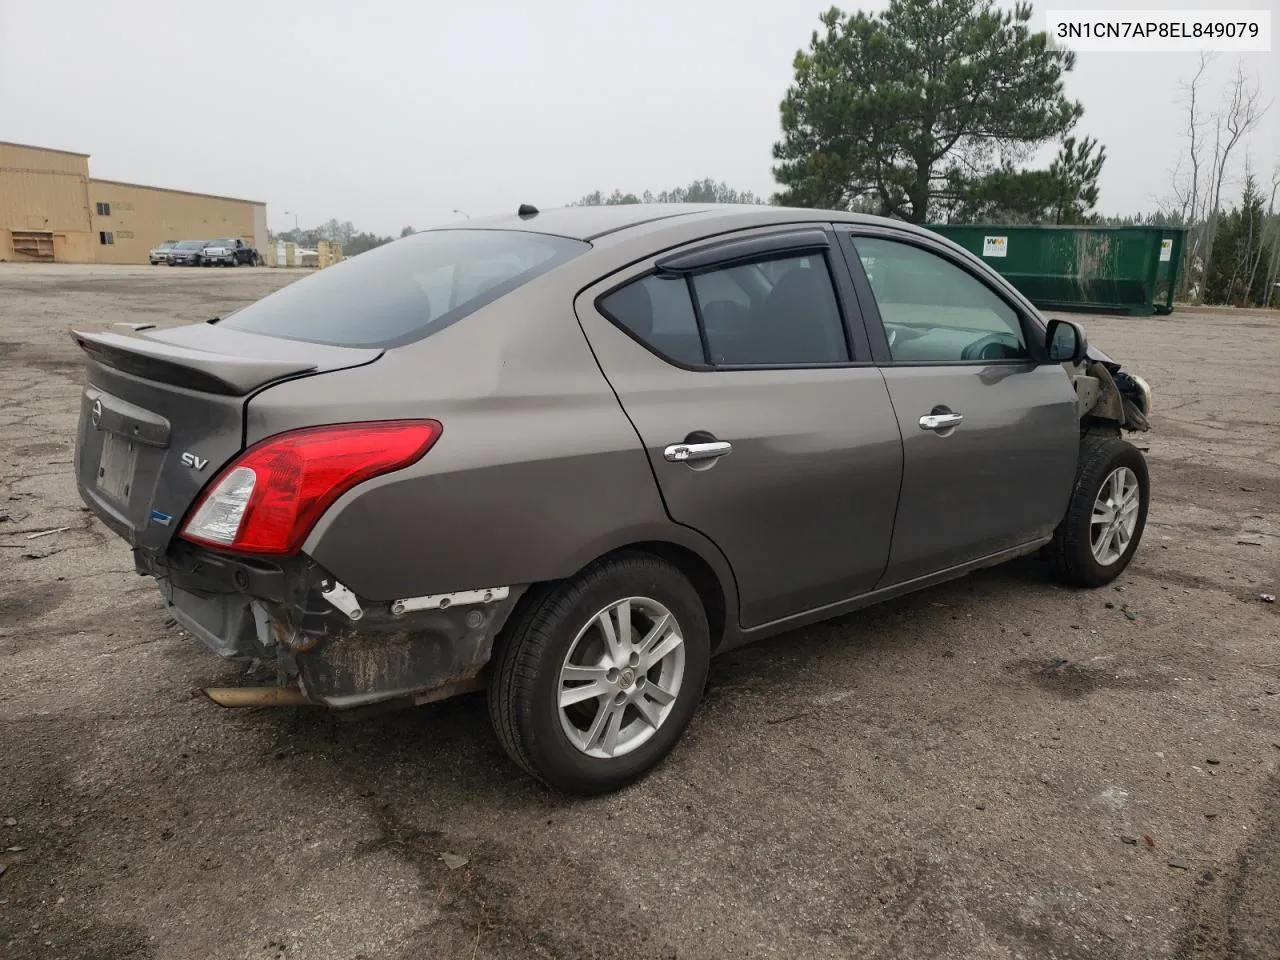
[488,553,710,795]
[1047,434,1150,587]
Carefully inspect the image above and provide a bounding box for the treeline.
[1095,175,1278,307]
[574,178,765,207]
[1175,175,1278,307]
[270,220,416,256]
[1098,48,1278,309]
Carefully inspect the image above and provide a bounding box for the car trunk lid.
[71,321,381,553]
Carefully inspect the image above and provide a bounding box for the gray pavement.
[1,263,1277,959]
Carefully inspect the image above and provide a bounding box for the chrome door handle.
[664,441,732,463]
[918,413,964,431]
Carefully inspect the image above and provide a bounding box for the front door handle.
[664,441,732,463]
[919,413,964,431]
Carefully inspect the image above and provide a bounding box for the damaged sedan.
[71,204,1153,794]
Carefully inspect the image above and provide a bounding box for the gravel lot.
[1,263,1277,960]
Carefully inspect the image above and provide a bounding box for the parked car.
[149,240,178,265]
[201,237,260,267]
[166,239,208,266]
[70,204,1154,795]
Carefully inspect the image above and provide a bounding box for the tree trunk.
[1264,237,1280,307]
[1263,184,1280,307]
[1200,64,1266,301]
[1176,54,1209,298]
[906,167,931,225]
[1243,218,1268,306]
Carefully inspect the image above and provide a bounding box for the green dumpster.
[927,224,1188,316]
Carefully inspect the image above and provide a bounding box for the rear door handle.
[664,441,732,463]
[918,413,964,431]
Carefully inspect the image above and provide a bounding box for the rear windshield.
[220,229,589,348]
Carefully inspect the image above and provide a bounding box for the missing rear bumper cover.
[143,541,525,710]
[298,587,522,708]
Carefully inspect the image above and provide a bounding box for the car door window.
[850,236,1029,363]
[598,252,850,367]
[695,256,847,365]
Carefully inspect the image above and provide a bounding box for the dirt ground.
[1,262,1277,960]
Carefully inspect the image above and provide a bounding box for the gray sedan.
[71,204,1153,794]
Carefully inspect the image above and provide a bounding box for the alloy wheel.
[1090,466,1142,566]
[557,597,686,759]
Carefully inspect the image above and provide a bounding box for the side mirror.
[1045,318,1088,365]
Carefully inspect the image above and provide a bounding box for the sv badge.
[181,452,209,471]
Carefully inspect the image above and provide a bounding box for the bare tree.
[1171,54,1212,225]
[1199,61,1272,290]
[1167,54,1215,294]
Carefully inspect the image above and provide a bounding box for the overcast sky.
[1,0,1275,235]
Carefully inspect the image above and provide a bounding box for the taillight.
[180,420,441,555]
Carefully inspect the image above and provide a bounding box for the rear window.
[220,229,589,348]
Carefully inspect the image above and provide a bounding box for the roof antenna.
[517,203,539,219]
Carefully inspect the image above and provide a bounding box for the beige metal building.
[0,141,94,262]
[1,140,266,264]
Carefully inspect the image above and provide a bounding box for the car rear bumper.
[134,541,524,709]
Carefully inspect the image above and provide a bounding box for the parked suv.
[71,204,1154,795]
[149,240,178,265]
[201,237,260,267]
[166,240,208,266]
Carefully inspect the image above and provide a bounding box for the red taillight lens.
[180,420,442,555]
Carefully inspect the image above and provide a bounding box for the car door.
[574,227,904,629]
[835,227,1079,586]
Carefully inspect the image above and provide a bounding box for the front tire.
[488,553,710,795]
[1048,434,1150,587]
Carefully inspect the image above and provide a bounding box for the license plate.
[97,433,138,503]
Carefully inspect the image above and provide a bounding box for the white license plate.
[97,433,138,502]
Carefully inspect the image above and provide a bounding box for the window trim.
[594,227,876,372]
[655,229,830,276]
[835,225,1051,367]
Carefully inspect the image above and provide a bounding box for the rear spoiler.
[69,324,382,396]
[71,329,315,395]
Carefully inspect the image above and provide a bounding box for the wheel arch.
[500,528,741,654]
[622,539,731,652]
